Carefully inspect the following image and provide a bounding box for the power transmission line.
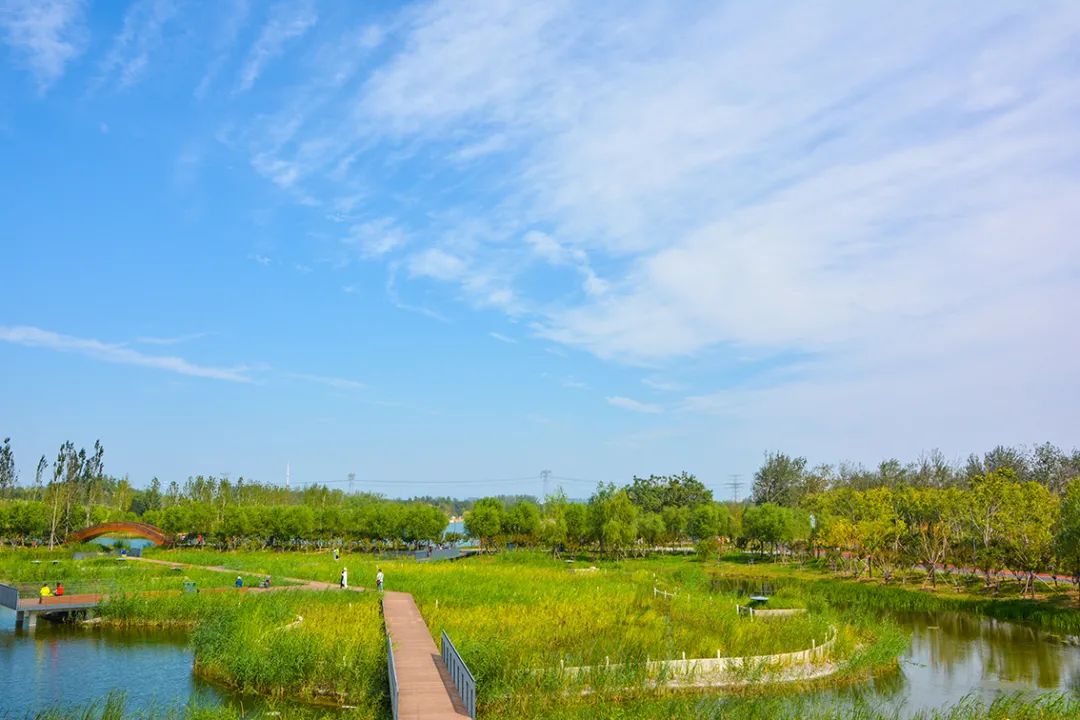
[294,473,600,489]
[727,474,743,502]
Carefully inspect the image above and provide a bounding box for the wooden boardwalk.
[383,590,471,719]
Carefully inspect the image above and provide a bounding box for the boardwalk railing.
[386,633,399,720]
[0,583,18,610]
[440,630,476,719]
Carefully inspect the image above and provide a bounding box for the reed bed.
[0,548,247,596]
[149,549,903,708]
[17,690,1080,720]
[707,560,1080,636]
[192,591,387,713]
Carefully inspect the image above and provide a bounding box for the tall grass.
[19,690,1079,720]
[148,549,904,711]
[0,549,247,596]
[708,563,1080,636]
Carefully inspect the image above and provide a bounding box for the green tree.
[0,438,15,497]
[1055,478,1080,602]
[625,472,712,513]
[564,503,589,552]
[965,469,1015,586]
[752,452,808,507]
[687,503,720,541]
[661,505,689,543]
[1000,482,1059,597]
[588,484,638,557]
[504,501,541,545]
[465,497,504,551]
[741,503,792,554]
[896,487,962,588]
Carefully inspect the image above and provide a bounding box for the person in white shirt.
[376,569,384,591]
[340,567,348,589]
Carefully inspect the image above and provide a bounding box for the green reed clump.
[711,567,1080,636]
[480,691,1080,720]
[97,589,252,627]
[0,548,244,596]
[191,591,387,717]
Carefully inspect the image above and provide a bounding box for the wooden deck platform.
[383,590,471,719]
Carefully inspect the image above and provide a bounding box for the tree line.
[2,438,1078,592]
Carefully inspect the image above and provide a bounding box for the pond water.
[825,610,1080,716]
[0,611,225,715]
[2,602,1078,717]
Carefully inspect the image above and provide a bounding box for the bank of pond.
[2,549,1079,719]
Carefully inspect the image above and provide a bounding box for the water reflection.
[0,612,223,715]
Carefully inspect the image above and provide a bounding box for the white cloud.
[344,218,407,259]
[489,331,516,344]
[0,0,86,91]
[606,395,662,414]
[134,332,209,346]
[193,0,251,100]
[95,0,178,90]
[407,248,467,281]
[287,372,365,391]
[0,325,250,382]
[249,253,272,266]
[236,0,317,93]
[450,134,508,162]
[229,1,1080,450]
[642,378,682,393]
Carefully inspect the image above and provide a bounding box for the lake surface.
[0,611,224,715]
[828,611,1080,716]
[2,604,1078,718]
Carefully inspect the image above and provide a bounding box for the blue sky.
[2,0,1079,499]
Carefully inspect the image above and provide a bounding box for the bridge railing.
[441,630,476,719]
[0,583,18,610]
[387,633,399,720]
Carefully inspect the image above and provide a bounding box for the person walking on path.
[55,582,64,596]
[39,583,51,603]
[376,568,384,592]
[340,567,348,589]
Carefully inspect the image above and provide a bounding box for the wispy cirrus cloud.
[606,395,662,414]
[193,0,251,100]
[226,1,1080,449]
[286,372,365,391]
[95,0,178,91]
[343,218,408,259]
[0,0,86,92]
[235,0,317,93]
[134,332,211,346]
[0,325,250,382]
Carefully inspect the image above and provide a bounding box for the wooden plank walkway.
[383,590,471,719]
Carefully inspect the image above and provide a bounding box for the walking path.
[383,590,471,719]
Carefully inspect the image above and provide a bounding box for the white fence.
[555,627,837,683]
